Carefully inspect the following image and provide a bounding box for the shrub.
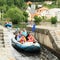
[34,16,42,24]
[51,16,57,24]
[23,11,28,22]
[23,11,28,18]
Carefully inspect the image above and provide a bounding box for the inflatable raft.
[12,38,40,52]
[5,23,12,27]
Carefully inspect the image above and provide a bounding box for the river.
[9,28,59,60]
[11,45,59,60]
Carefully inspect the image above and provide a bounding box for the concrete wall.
[26,25,60,54]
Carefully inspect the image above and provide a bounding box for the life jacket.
[27,35,35,42]
[19,36,26,43]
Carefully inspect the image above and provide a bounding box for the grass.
[43,3,58,9]
[32,1,58,9]
[13,23,27,28]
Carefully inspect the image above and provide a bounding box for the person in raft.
[26,33,36,43]
[15,33,20,41]
[19,35,26,44]
[21,29,27,37]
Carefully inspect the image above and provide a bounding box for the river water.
[11,45,59,60]
[10,28,59,60]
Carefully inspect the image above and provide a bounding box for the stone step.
[0,37,4,40]
[0,44,5,47]
[0,42,4,45]
[0,33,3,35]
[0,31,3,33]
[0,41,4,43]
[0,34,3,37]
[0,30,3,32]
[0,27,15,60]
[0,32,3,34]
[0,36,3,39]
[56,41,60,44]
[0,28,3,30]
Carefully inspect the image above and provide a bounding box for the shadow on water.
[12,45,41,56]
[40,44,60,58]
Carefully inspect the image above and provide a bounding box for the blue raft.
[12,38,40,52]
[5,24,12,27]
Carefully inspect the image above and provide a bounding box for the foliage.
[58,0,60,8]
[6,0,14,6]
[4,7,24,24]
[34,16,42,24]
[23,11,28,22]
[23,11,28,18]
[42,16,45,20]
[14,0,25,8]
[22,3,27,10]
[51,16,57,24]
[24,0,44,2]
[13,23,26,28]
[24,0,56,2]
[0,0,28,29]
[0,0,6,14]
[41,16,48,22]
[43,2,58,9]
[0,0,6,6]
[0,0,27,12]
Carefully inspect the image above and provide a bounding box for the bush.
[51,16,57,24]
[23,11,28,22]
[23,11,28,17]
[34,16,42,24]
[22,3,28,10]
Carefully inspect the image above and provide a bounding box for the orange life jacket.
[19,36,26,43]
[27,35,35,42]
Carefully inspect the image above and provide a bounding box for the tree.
[14,0,25,8]
[0,0,6,20]
[22,3,27,10]
[0,0,6,6]
[34,16,42,24]
[6,0,14,6]
[4,7,24,24]
[23,11,28,17]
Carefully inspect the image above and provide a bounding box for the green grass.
[13,23,27,28]
[43,3,58,9]
[32,1,58,9]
